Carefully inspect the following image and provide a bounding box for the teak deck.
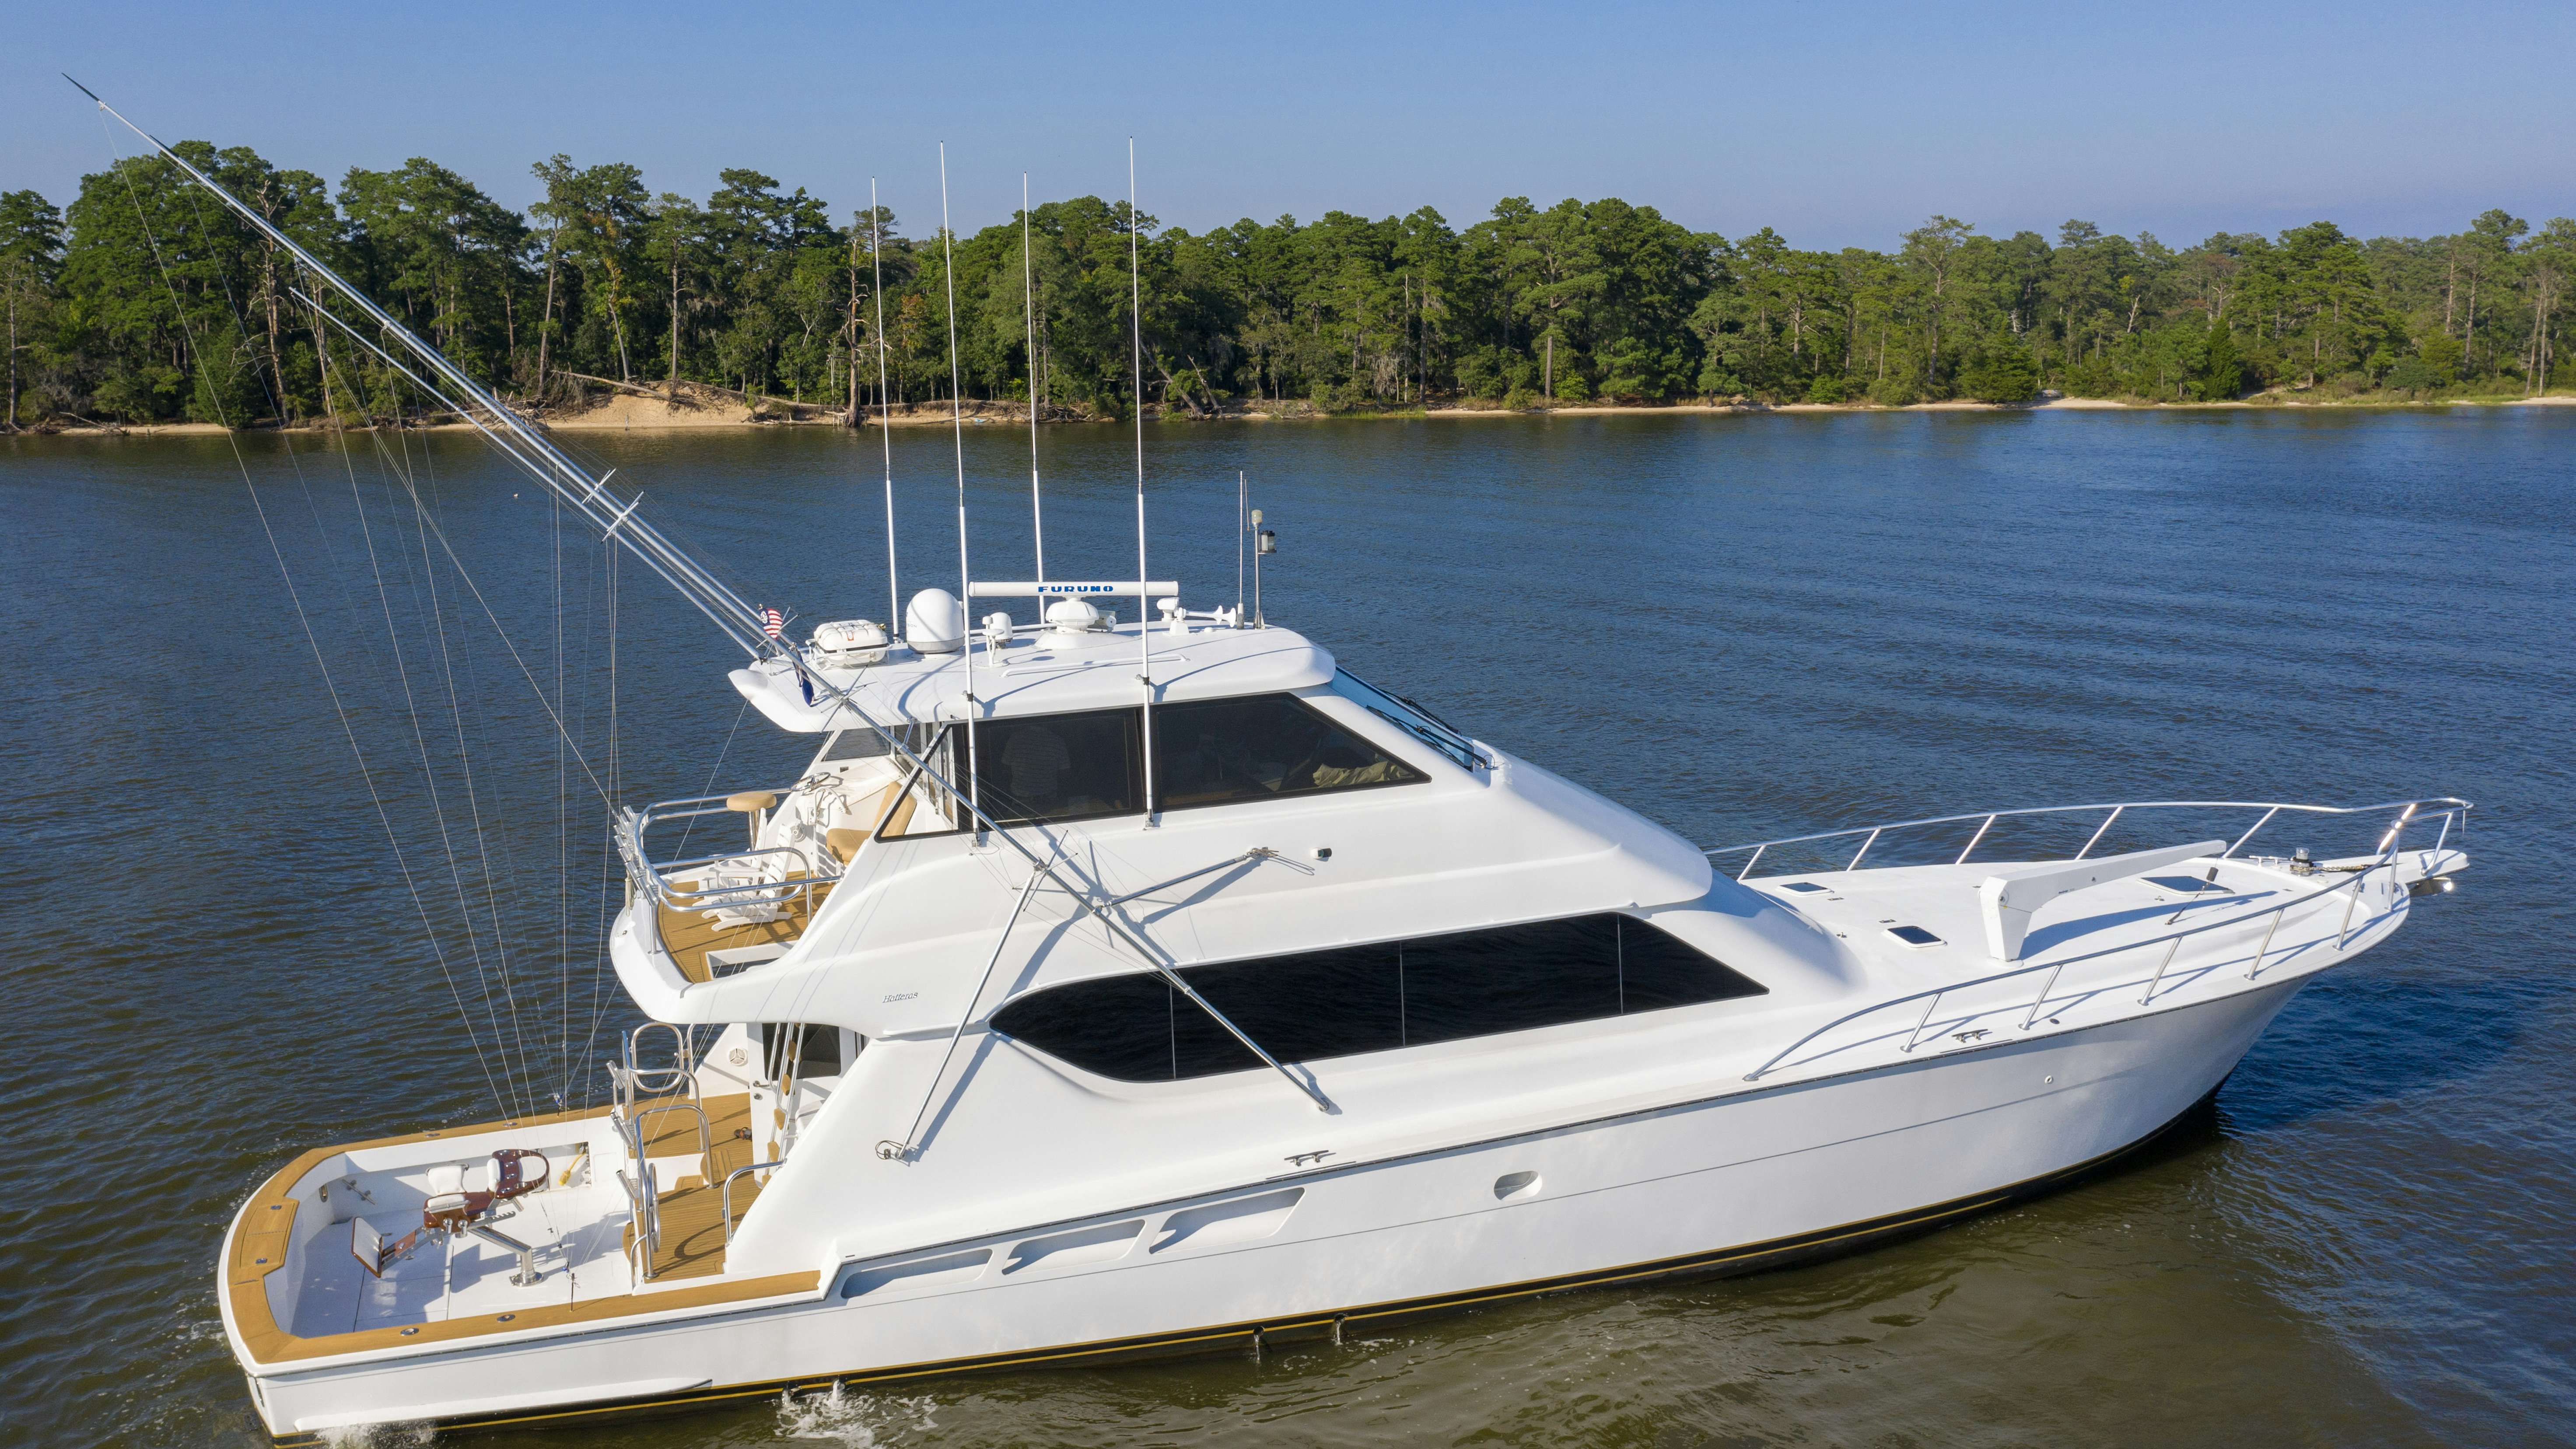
[655,885,831,984]
[631,1091,761,1281]
[225,1108,818,1368]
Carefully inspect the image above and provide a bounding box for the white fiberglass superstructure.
[96,92,2474,1445]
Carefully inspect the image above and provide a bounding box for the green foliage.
[2198,322,2245,399]
[342,158,528,390]
[1867,374,1921,407]
[12,143,2576,425]
[2419,333,2463,384]
[2384,357,2437,394]
[2,189,66,428]
[1958,347,2038,403]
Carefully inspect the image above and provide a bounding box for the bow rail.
[1707,797,2471,880]
[1720,797,2472,1085]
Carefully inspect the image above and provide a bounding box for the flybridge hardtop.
[99,87,2475,1446]
[732,596,1331,733]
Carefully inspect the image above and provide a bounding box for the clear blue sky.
[7,0,2568,249]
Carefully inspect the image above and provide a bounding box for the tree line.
[2,140,2569,430]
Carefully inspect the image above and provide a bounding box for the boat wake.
[317,1423,434,1449]
[777,1383,942,1445]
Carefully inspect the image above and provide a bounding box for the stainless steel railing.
[1734,802,2469,1084]
[616,788,833,914]
[615,1138,661,1284]
[621,1022,697,1099]
[721,1158,784,1246]
[1707,797,2470,881]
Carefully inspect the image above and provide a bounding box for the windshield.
[1332,670,1483,772]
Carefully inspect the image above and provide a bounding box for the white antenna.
[1129,137,1155,821]
[1237,470,1247,620]
[1023,173,1045,595]
[940,144,980,818]
[871,178,898,632]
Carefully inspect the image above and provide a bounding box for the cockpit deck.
[286,1171,633,1340]
[224,1081,814,1370]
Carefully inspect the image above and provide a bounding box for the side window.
[982,971,1176,1080]
[1170,943,1406,1077]
[818,722,938,765]
[1152,694,1424,811]
[970,707,1144,827]
[989,914,1764,1082]
[761,1022,844,1078]
[1615,917,1762,1012]
[1332,669,1482,771]
[878,727,964,838]
[1400,917,1621,1046]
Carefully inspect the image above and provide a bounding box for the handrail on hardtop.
[1737,814,2467,1084]
[1707,797,2471,881]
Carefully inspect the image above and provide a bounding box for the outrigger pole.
[66,76,776,660]
[77,81,1334,1117]
[1023,173,1046,591]
[871,178,899,633]
[1128,139,1157,819]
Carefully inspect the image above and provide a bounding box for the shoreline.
[16,391,2572,439]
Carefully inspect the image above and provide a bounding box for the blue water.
[2,407,2569,1446]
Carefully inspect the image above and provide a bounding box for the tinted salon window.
[1399,916,1623,1046]
[1168,942,1406,1078]
[990,914,1765,1082]
[1152,694,1423,811]
[969,707,1144,827]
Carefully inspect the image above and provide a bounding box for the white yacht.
[116,107,2473,1445]
[221,600,2468,1441]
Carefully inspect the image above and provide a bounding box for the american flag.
[763,606,784,640]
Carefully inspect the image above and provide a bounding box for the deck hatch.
[1886,925,1943,947]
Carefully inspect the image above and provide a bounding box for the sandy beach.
[38,388,2576,438]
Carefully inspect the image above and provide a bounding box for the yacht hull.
[252,979,2293,1442]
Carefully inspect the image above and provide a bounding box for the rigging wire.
[80,77,774,657]
[322,343,533,1117]
[325,335,539,1119]
[555,490,570,1108]
[376,378,547,1118]
[291,294,619,810]
[86,114,511,1120]
[116,112,532,1115]
[80,84,1337,1121]
[410,438,542,1120]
